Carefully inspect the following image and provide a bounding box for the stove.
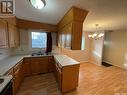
[0,75,13,95]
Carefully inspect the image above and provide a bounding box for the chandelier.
[88,24,104,40]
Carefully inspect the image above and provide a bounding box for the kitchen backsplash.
[0,48,12,60]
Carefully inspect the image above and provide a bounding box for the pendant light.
[30,0,46,9]
[88,24,104,40]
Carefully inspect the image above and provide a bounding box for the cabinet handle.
[13,77,16,80]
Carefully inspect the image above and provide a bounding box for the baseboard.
[89,60,101,66]
[102,61,127,70]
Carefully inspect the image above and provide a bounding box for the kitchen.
[1,0,127,95]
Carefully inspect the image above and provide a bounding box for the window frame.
[28,30,47,51]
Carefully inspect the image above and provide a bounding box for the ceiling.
[15,0,127,31]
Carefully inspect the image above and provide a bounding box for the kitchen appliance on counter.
[0,75,13,95]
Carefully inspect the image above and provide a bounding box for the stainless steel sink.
[0,78,4,84]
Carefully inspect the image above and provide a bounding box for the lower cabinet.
[48,56,54,72]
[13,69,20,95]
[54,61,80,93]
[7,60,24,95]
[55,63,62,89]
[5,56,79,94]
[13,60,23,95]
[23,58,31,77]
[5,56,54,95]
[30,57,49,75]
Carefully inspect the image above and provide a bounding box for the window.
[31,32,47,48]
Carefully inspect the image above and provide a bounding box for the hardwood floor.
[17,63,127,95]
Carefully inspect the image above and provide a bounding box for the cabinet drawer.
[13,60,23,72]
[6,68,14,76]
[55,63,62,74]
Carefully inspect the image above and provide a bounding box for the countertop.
[0,54,79,93]
[0,54,54,76]
[0,75,13,93]
[54,55,80,67]
[0,54,79,75]
[0,54,53,93]
[0,55,30,75]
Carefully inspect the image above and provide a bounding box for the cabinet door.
[14,27,20,47]
[30,57,49,75]
[57,31,62,47]
[13,69,20,95]
[23,62,31,76]
[18,61,24,83]
[65,23,72,49]
[8,24,15,47]
[48,56,54,72]
[0,19,8,48]
[31,61,40,75]
[55,63,62,89]
[8,24,20,47]
[23,58,31,77]
[61,27,66,48]
[39,57,49,74]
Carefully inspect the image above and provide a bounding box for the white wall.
[57,31,90,62]
[89,36,104,65]
[13,29,57,55]
[13,29,90,62]
[103,31,127,69]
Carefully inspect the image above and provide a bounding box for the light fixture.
[30,0,46,9]
[88,24,104,40]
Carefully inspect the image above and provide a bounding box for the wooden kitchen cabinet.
[8,22,20,47]
[5,60,24,95]
[62,65,80,93]
[57,7,88,50]
[13,60,23,95]
[30,59,40,75]
[48,56,54,72]
[54,57,80,93]
[30,57,49,75]
[39,57,49,74]
[0,19,8,48]
[8,24,15,47]
[23,58,31,77]
[13,69,20,95]
[0,17,20,48]
[14,27,20,47]
[54,63,62,90]
[59,23,72,49]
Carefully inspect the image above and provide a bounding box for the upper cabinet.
[8,23,20,47]
[0,19,8,48]
[0,17,20,48]
[57,6,88,50]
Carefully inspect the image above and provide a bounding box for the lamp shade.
[30,0,46,9]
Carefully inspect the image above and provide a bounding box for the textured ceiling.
[15,0,127,31]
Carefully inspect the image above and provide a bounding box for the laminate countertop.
[0,55,30,76]
[54,55,80,67]
[0,54,79,75]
